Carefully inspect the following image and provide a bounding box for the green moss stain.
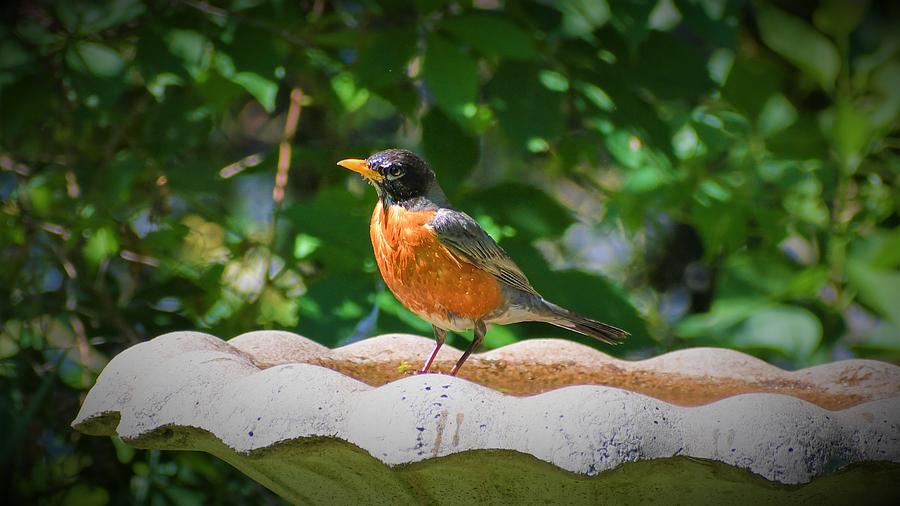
[196,438,900,505]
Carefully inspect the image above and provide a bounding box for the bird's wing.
[427,208,539,296]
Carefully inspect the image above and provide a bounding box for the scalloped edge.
[224,331,900,408]
[73,331,900,485]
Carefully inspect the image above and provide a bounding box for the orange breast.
[370,200,503,326]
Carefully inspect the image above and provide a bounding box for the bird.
[337,148,629,376]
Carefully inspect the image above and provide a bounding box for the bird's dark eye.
[386,165,405,179]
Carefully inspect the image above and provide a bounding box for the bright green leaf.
[483,323,519,349]
[66,42,125,77]
[258,288,299,327]
[756,4,840,92]
[331,72,369,112]
[230,72,278,112]
[847,259,900,326]
[83,228,119,266]
[555,0,611,37]
[758,93,798,138]
[832,99,870,171]
[375,290,433,333]
[730,305,822,359]
[423,34,479,117]
[111,436,135,464]
[850,228,900,269]
[294,234,322,259]
[166,29,211,79]
[675,297,768,338]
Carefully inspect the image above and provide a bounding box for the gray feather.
[427,208,539,296]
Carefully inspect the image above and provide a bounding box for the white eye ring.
[385,165,404,180]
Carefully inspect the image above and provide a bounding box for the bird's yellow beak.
[337,158,383,183]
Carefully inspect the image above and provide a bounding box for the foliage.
[1,0,897,503]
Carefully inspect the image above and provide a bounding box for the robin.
[337,149,628,375]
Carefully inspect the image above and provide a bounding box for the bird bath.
[72,331,900,504]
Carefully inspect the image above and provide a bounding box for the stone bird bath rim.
[71,331,900,503]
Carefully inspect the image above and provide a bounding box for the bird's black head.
[338,149,445,207]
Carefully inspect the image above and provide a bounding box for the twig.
[273,88,304,204]
[259,88,304,296]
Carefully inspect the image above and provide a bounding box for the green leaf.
[851,321,900,356]
[460,183,572,240]
[722,56,782,117]
[66,41,125,77]
[375,290,433,334]
[482,323,519,350]
[442,13,537,60]
[136,29,191,86]
[756,4,840,92]
[784,177,829,228]
[691,197,746,256]
[331,72,369,112]
[847,259,900,326]
[813,0,869,36]
[111,436,135,464]
[609,0,655,48]
[486,62,564,150]
[356,27,417,88]
[675,297,768,338]
[423,34,478,116]
[421,107,479,197]
[230,71,278,112]
[166,29,211,79]
[637,31,715,101]
[62,484,109,506]
[163,486,206,506]
[56,0,145,35]
[283,187,374,273]
[729,305,822,360]
[849,228,900,269]
[0,333,18,359]
[757,93,797,137]
[258,287,299,327]
[293,233,322,259]
[0,37,32,72]
[225,24,285,79]
[865,60,900,130]
[555,0,611,37]
[83,227,120,266]
[832,99,870,171]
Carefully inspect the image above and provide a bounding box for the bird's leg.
[419,325,448,374]
[450,320,486,376]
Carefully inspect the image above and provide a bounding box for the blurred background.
[1,0,898,503]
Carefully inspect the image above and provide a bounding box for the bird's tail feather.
[539,300,629,346]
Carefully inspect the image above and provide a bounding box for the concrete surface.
[71,331,900,503]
